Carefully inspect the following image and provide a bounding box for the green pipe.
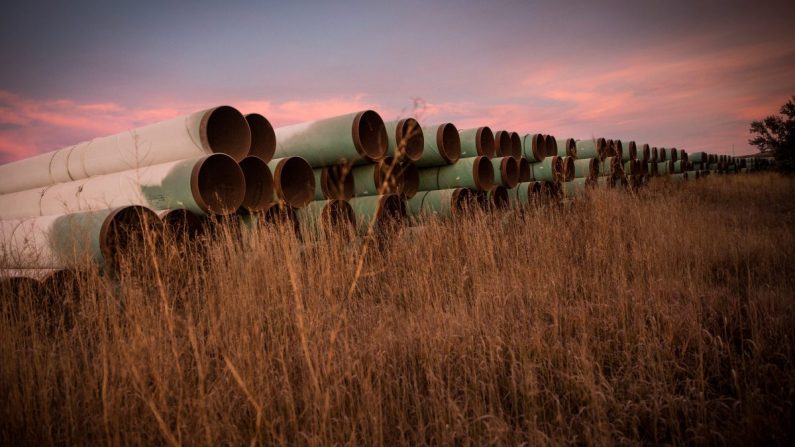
[657,160,673,175]
[560,156,575,181]
[384,118,424,162]
[651,147,659,162]
[679,149,688,162]
[238,156,275,213]
[474,186,509,211]
[417,156,494,191]
[622,141,636,162]
[573,157,598,179]
[244,113,276,162]
[689,152,707,163]
[575,138,606,160]
[295,199,355,238]
[509,181,543,207]
[458,127,495,158]
[672,160,686,173]
[406,188,473,220]
[267,157,316,208]
[561,178,591,198]
[638,143,650,162]
[349,157,418,198]
[416,123,461,167]
[647,162,658,176]
[685,170,700,180]
[530,156,560,182]
[518,158,532,182]
[670,173,687,182]
[543,135,557,158]
[556,138,576,157]
[274,110,388,167]
[491,156,520,188]
[313,163,355,201]
[522,133,546,162]
[599,156,618,176]
[348,194,407,233]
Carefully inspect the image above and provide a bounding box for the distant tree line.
[749,96,795,172]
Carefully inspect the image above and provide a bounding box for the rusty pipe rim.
[320,199,356,233]
[238,156,275,213]
[157,209,205,239]
[244,113,276,162]
[200,106,251,161]
[472,156,495,191]
[493,130,511,157]
[565,138,576,157]
[563,156,575,181]
[475,126,496,158]
[397,161,419,198]
[190,153,246,215]
[499,156,520,188]
[510,132,523,159]
[99,206,163,266]
[352,110,388,162]
[518,158,532,182]
[543,134,557,158]
[395,118,424,161]
[490,186,510,209]
[375,194,407,228]
[273,157,315,208]
[321,162,355,200]
[434,123,461,164]
[450,188,474,215]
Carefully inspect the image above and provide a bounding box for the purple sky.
[1,0,794,162]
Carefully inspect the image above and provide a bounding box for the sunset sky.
[1,0,794,162]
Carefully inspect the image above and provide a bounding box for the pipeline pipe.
[417,156,494,191]
[245,113,276,162]
[518,158,532,182]
[599,156,620,177]
[685,170,700,180]
[474,186,509,211]
[530,156,561,182]
[493,130,511,157]
[679,149,688,163]
[239,156,275,213]
[543,135,558,158]
[0,206,161,269]
[406,188,473,220]
[348,194,407,233]
[458,127,495,158]
[295,199,355,238]
[638,144,651,162]
[313,163,355,201]
[384,118,424,162]
[351,157,418,198]
[657,160,673,175]
[522,134,546,162]
[491,156,520,188]
[0,106,251,195]
[651,147,659,162]
[0,154,245,219]
[623,141,637,162]
[157,209,205,240]
[561,178,591,198]
[560,156,575,182]
[673,160,686,174]
[573,157,599,179]
[670,172,688,182]
[509,181,543,207]
[556,138,577,158]
[415,123,461,167]
[609,140,624,160]
[510,132,523,159]
[274,110,387,167]
[576,138,607,160]
[267,157,316,208]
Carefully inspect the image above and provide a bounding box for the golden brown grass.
[1,173,794,445]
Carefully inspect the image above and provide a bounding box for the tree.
[749,96,795,172]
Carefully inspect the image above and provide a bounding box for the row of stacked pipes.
[0,106,772,286]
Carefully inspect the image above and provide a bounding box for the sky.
[1,0,794,162]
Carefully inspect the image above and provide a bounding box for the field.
[1,173,794,445]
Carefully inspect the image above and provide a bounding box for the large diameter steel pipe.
[313,163,355,201]
[510,132,523,159]
[522,134,546,162]
[267,157,315,208]
[689,152,708,163]
[560,156,575,181]
[493,130,511,157]
[384,118,424,161]
[157,209,205,240]
[273,110,387,167]
[295,199,355,238]
[673,160,686,173]
[556,138,577,157]
[406,188,473,220]
[491,156,520,188]
[573,157,599,179]
[576,138,607,160]
[348,194,407,233]
[561,178,592,198]
[0,154,245,220]
[1,206,160,269]
[599,156,620,177]
[245,113,276,162]
[623,141,637,162]
[518,158,532,182]
[0,106,250,195]
[509,181,543,207]
[639,144,651,162]
[350,157,418,198]
[657,160,673,175]
[416,123,461,167]
[459,127,495,158]
[651,147,659,162]
[529,156,561,182]
[239,156,275,213]
[417,156,494,191]
[543,135,558,158]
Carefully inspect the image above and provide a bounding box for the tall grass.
[1,173,794,445]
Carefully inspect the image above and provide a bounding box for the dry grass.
[1,173,794,445]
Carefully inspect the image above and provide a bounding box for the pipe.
[295,199,355,238]
[543,135,558,158]
[0,154,245,219]
[384,118,424,162]
[670,172,688,182]
[541,181,561,200]
[267,157,316,208]
[238,156,275,213]
[475,186,509,211]
[672,160,686,174]
[458,127,495,158]
[623,141,637,162]
[415,123,461,167]
[510,132,523,159]
[651,147,659,162]
[313,163,355,201]
[490,156,520,188]
[669,148,679,162]
[406,188,473,220]
[245,113,276,162]
[157,209,205,240]
[529,156,561,182]
[575,138,607,160]
[1,206,161,269]
[638,144,650,162]
[556,138,577,158]
[561,178,592,198]
[573,157,599,179]
[395,161,420,198]
[599,156,620,177]
[611,140,624,160]
[679,149,688,163]
[518,158,532,182]
[493,130,511,157]
[658,148,668,162]
[522,134,546,162]
[0,106,251,195]
[417,156,494,191]
[509,181,543,207]
[560,156,575,181]
[348,194,407,233]
[350,157,417,197]
[685,170,700,180]
[274,110,388,167]
[657,160,673,175]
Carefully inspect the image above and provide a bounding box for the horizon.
[1,0,794,163]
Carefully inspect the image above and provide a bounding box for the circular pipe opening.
[532,134,546,160]
[628,141,637,160]
[500,156,520,188]
[245,113,276,162]
[100,206,162,265]
[376,194,407,228]
[491,186,510,209]
[597,138,608,159]
[531,181,542,194]
[395,118,424,161]
[192,154,246,215]
[352,110,388,161]
[263,203,300,236]
[204,106,251,161]
[477,127,495,158]
[591,158,600,179]
[494,131,510,157]
[451,188,473,214]
[397,161,419,198]
[518,158,531,182]
[510,132,523,159]
[159,209,205,239]
[239,156,275,213]
[274,157,315,208]
[670,147,678,162]
[565,138,576,157]
[322,199,356,233]
[563,157,575,181]
[472,156,495,191]
[544,135,557,158]
[437,123,461,164]
[322,163,355,200]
